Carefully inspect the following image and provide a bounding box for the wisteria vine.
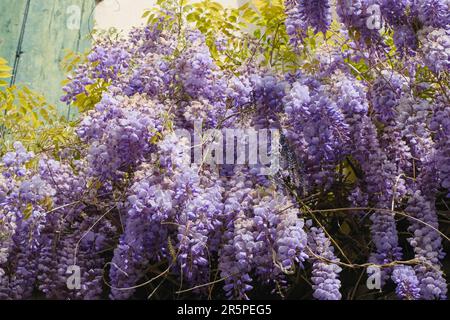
[0,0,448,300]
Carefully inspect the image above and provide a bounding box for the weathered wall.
[0,0,95,109]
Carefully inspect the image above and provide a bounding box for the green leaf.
[187,12,199,22]
[242,8,256,21]
[183,5,193,12]
[208,2,223,11]
[40,108,49,122]
[0,65,12,72]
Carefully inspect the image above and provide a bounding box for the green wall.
[0,0,95,111]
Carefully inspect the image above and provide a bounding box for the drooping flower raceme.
[307,223,342,300]
[418,0,450,28]
[405,190,447,300]
[392,265,421,300]
[284,78,349,192]
[418,28,450,74]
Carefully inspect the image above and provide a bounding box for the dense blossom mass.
[0,0,448,300]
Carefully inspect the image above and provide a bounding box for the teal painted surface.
[0,0,95,111]
[0,0,27,66]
